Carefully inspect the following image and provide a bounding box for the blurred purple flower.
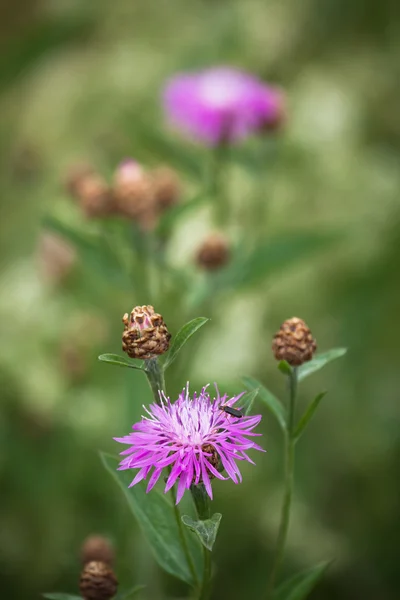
[115,384,264,504]
[163,67,284,146]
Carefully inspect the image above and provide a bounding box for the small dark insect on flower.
[220,405,243,418]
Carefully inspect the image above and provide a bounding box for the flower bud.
[79,561,118,600]
[196,233,230,271]
[76,173,113,218]
[152,166,182,211]
[272,317,317,366]
[122,305,171,360]
[80,535,114,566]
[113,160,156,228]
[64,163,95,198]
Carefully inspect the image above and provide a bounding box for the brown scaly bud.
[151,166,182,212]
[272,317,317,366]
[112,160,156,229]
[79,561,118,600]
[196,233,230,271]
[81,535,114,566]
[122,305,171,360]
[64,163,95,198]
[76,173,113,218]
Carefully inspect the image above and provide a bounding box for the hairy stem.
[191,484,212,600]
[144,357,165,405]
[266,367,298,598]
[170,482,199,588]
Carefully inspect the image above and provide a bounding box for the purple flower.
[163,67,284,146]
[115,385,264,504]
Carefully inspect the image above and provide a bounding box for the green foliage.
[43,595,82,600]
[242,376,287,431]
[298,349,347,381]
[117,585,146,599]
[101,453,202,586]
[272,562,331,600]
[162,317,209,370]
[294,391,328,442]
[98,354,144,370]
[181,513,222,552]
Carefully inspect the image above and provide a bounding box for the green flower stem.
[170,480,200,588]
[209,142,229,227]
[191,484,212,600]
[144,357,166,405]
[145,358,199,588]
[266,367,298,599]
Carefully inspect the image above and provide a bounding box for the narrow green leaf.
[157,194,207,236]
[273,561,331,600]
[43,595,82,600]
[98,354,144,370]
[294,392,327,442]
[101,453,202,585]
[242,376,287,431]
[163,318,209,370]
[298,348,347,381]
[182,513,222,551]
[278,360,292,376]
[240,388,259,415]
[117,584,146,599]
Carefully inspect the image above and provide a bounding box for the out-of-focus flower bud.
[196,233,230,271]
[122,305,171,360]
[151,166,182,211]
[81,535,114,566]
[272,317,317,366]
[113,160,156,228]
[76,173,113,218]
[79,561,118,600]
[64,163,95,198]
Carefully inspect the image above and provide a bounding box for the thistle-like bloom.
[163,67,284,146]
[115,386,264,503]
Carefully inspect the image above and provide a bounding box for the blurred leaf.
[298,348,347,381]
[117,584,146,599]
[43,595,82,600]
[98,354,144,370]
[242,376,287,431]
[0,15,95,92]
[273,561,331,600]
[278,360,292,376]
[101,453,202,585]
[221,232,339,290]
[240,388,259,415]
[294,392,327,442]
[182,513,222,551]
[43,216,128,286]
[163,317,209,370]
[157,194,208,237]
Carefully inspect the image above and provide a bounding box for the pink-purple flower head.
[163,67,284,146]
[115,384,264,504]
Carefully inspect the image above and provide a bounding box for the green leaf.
[181,513,222,551]
[293,392,327,442]
[242,376,287,431]
[240,388,259,415]
[101,453,202,585]
[222,232,338,290]
[157,194,208,237]
[278,360,292,376]
[43,595,82,600]
[43,216,128,286]
[298,348,347,381]
[98,354,144,370]
[273,561,331,600]
[163,317,209,370]
[117,584,146,599]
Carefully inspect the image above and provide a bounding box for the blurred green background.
[1,1,400,599]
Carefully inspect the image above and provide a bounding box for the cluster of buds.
[79,535,118,600]
[122,305,171,360]
[196,232,230,271]
[272,317,317,366]
[64,160,181,228]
